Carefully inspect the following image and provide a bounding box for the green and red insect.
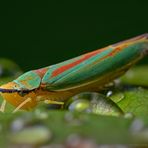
[0,33,148,112]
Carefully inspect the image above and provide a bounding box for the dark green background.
[0,0,148,71]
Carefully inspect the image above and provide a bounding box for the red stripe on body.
[108,47,122,56]
[35,45,123,79]
[51,47,108,77]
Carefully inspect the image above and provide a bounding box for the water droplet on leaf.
[106,91,113,97]
[68,99,91,113]
[68,92,123,116]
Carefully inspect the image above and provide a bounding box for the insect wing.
[42,34,148,91]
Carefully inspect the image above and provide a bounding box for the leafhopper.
[0,34,147,112]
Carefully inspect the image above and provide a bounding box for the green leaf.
[111,88,148,116]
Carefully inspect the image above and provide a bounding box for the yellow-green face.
[0,82,38,110]
[0,70,43,110]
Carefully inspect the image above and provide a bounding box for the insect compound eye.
[18,90,29,97]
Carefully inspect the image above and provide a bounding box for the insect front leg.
[0,100,6,112]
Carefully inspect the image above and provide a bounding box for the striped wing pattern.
[41,34,148,91]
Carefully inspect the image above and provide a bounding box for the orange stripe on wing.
[92,45,125,65]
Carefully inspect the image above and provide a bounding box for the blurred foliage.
[0,59,148,147]
[0,59,22,85]
[121,66,148,87]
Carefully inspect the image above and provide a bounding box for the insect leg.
[44,100,64,105]
[13,97,32,113]
[0,100,6,112]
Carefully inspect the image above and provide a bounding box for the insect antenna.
[13,97,32,113]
